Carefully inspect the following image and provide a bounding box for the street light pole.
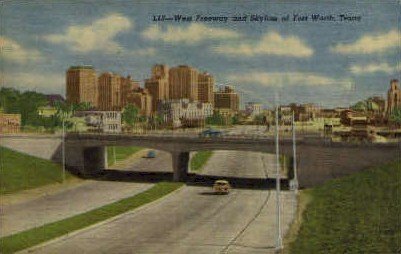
[62,116,66,183]
[275,105,283,250]
[292,111,299,194]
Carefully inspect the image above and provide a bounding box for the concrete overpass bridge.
[64,133,401,187]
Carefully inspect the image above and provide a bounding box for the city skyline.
[65,64,239,118]
[1,1,400,107]
[1,2,400,254]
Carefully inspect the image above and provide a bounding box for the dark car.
[199,128,223,138]
[146,150,156,158]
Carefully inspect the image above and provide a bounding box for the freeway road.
[0,180,152,238]
[0,150,170,237]
[25,151,296,254]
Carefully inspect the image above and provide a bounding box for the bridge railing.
[66,130,326,142]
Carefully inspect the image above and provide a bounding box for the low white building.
[245,102,263,117]
[159,99,213,128]
[74,111,122,133]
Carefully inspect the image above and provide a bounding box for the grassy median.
[289,160,401,253]
[107,146,142,166]
[0,146,74,194]
[190,151,213,172]
[0,182,183,253]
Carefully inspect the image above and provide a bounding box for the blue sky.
[1,0,400,108]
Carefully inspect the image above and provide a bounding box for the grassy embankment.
[0,146,74,195]
[0,182,183,253]
[190,151,213,172]
[0,145,142,194]
[288,160,401,253]
[106,146,142,166]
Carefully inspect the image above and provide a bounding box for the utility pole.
[292,111,298,194]
[275,105,283,250]
[62,116,66,183]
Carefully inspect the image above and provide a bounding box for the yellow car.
[213,180,231,194]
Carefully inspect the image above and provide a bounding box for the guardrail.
[65,131,323,142]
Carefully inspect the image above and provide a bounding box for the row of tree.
[0,87,50,126]
[1,87,267,130]
[205,113,239,126]
[0,87,167,131]
[122,105,243,128]
[0,87,95,131]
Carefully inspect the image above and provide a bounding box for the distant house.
[159,99,213,128]
[38,106,57,117]
[74,111,121,133]
[245,102,263,118]
[0,113,21,133]
[37,94,65,117]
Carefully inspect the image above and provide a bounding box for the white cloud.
[142,23,241,44]
[331,30,400,54]
[125,47,157,57]
[228,71,352,89]
[214,32,313,58]
[4,72,64,94]
[349,63,399,74]
[0,36,43,63]
[44,13,132,53]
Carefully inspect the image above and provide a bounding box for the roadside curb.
[17,183,185,253]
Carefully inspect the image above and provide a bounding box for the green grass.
[107,146,142,166]
[0,182,183,253]
[190,151,213,172]
[0,146,73,195]
[289,160,401,254]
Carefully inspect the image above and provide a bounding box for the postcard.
[1,1,400,253]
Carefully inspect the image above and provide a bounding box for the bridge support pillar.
[65,145,106,176]
[172,151,189,181]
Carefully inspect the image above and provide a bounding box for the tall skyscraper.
[198,72,214,105]
[145,64,169,111]
[169,65,198,101]
[120,75,140,108]
[214,85,240,114]
[66,65,98,107]
[152,64,169,82]
[98,72,122,111]
[387,79,401,115]
[126,88,153,116]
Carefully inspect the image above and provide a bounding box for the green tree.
[73,102,93,111]
[54,101,70,117]
[148,114,164,129]
[351,101,367,112]
[153,114,164,124]
[122,104,139,127]
[0,87,21,113]
[253,114,265,125]
[206,112,225,125]
[53,101,73,128]
[0,88,72,130]
[231,115,239,125]
[389,107,401,125]
[18,91,48,126]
